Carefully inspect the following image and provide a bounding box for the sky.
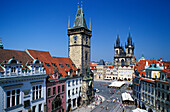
[0,0,170,62]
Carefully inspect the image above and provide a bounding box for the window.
[72,80,75,86]
[167,86,169,90]
[39,85,42,98]
[73,99,76,107]
[33,85,42,100]
[58,86,60,94]
[53,87,56,95]
[162,84,164,89]
[45,63,50,67]
[72,89,74,95]
[59,64,63,67]
[36,86,38,99]
[32,87,35,100]
[7,91,10,108]
[162,93,164,99]
[51,63,57,67]
[76,80,78,85]
[62,85,64,92]
[76,88,78,94]
[48,88,51,97]
[72,64,76,67]
[39,104,42,112]
[16,89,20,105]
[66,64,70,67]
[12,90,15,106]
[6,89,20,108]
[68,81,70,87]
[33,106,36,112]
[68,90,70,97]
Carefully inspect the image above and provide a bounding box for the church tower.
[125,32,135,65]
[67,7,92,75]
[67,5,94,105]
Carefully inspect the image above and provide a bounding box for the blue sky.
[0,0,170,62]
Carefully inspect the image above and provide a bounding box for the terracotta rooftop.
[0,49,33,71]
[26,49,78,79]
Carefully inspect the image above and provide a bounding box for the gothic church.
[114,33,136,68]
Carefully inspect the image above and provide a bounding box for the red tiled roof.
[106,65,114,69]
[0,49,33,68]
[141,78,155,83]
[27,49,77,79]
[90,62,98,70]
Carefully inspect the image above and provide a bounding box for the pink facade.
[46,73,66,112]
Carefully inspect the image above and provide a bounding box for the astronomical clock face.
[73,35,77,41]
[86,36,88,42]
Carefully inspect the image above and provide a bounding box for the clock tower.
[67,7,92,75]
[67,6,94,105]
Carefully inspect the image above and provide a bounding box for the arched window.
[85,52,88,60]
[121,59,125,66]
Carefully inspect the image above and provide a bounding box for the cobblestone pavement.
[72,94,105,112]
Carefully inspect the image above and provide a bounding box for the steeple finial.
[68,16,70,28]
[89,18,91,30]
[77,2,79,8]
[81,1,83,8]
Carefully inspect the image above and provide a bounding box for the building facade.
[0,49,47,112]
[114,33,135,68]
[96,59,106,80]
[66,77,82,111]
[155,69,170,112]
[118,65,134,81]
[133,57,170,112]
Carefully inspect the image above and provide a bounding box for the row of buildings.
[133,56,170,112]
[0,6,94,112]
[90,60,134,81]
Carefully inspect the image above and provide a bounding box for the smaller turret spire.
[68,16,70,28]
[116,35,120,47]
[77,2,79,8]
[89,18,91,30]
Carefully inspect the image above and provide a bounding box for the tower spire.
[68,16,70,28]
[89,18,91,30]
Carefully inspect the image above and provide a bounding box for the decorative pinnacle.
[77,2,79,8]
[81,1,83,8]
[68,16,70,28]
[89,18,91,30]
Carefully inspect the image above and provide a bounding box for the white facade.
[0,58,47,112]
[105,67,118,80]
[118,66,134,81]
[66,77,82,111]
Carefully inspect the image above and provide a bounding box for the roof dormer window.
[45,63,50,67]
[66,64,70,67]
[59,64,63,68]
[51,63,57,67]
